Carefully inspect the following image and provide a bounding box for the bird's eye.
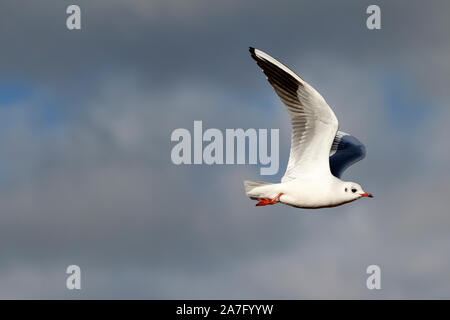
[351,188,357,193]
[345,188,348,192]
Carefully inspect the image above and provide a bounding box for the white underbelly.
[278,180,338,209]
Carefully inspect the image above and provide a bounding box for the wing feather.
[249,47,338,181]
[329,131,366,178]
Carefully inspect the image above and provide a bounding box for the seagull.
[244,48,373,209]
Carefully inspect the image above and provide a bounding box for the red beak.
[360,193,373,198]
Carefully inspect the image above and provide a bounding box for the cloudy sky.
[1,0,450,299]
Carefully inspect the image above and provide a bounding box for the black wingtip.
[249,47,257,60]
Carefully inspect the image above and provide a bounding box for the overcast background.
[0,0,449,299]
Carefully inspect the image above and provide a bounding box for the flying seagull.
[244,47,373,209]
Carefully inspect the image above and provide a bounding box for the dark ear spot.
[345,188,348,192]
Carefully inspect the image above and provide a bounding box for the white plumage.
[244,48,372,209]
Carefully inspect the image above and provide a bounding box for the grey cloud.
[0,0,450,299]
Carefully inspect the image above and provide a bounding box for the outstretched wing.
[329,131,366,178]
[249,47,339,181]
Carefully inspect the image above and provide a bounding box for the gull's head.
[341,182,373,202]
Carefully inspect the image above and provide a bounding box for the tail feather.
[243,180,273,199]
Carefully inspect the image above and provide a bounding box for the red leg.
[255,193,283,206]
